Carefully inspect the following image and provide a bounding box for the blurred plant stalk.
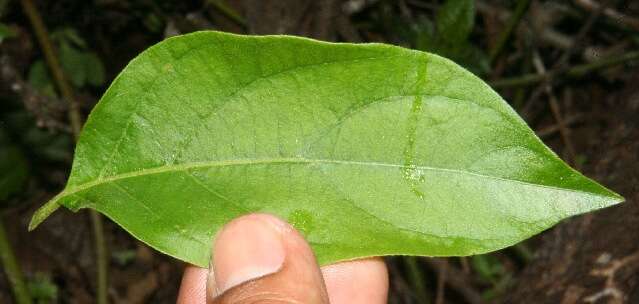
[0,217,32,304]
[19,0,108,303]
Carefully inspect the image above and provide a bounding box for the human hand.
[177,213,388,303]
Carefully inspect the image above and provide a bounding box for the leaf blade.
[31,31,622,267]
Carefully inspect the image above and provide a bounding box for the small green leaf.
[436,0,475,44]
[30,31,623,267]
[57,43,105,88]
[0,23,17,43]
[471,254,504,283]
[429,40,490,75]
[28,273,58,302]
[414,17,437,50]
[27,60,56,97]
[84,52,106,86]
[51,27,87,49]
[59,43,87,87]
[112,249,136,266]
[3,112,73,162]
[0,131,28,201]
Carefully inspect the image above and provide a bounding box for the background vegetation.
[1,0,638,303]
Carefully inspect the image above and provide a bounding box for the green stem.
[490,50,639,88]
[20,0,108,303]
[489,0,531,65]
[0,217,33,304]
[207,0,247,29]
[90,210,108,304]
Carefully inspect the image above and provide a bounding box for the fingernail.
[210,214,287,297]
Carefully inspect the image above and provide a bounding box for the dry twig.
[574,0,639,32]
[425,258,483,304]
[477,1,574,50]
[489,0,531,64]
[520,2,606,121]
[490,51,639,87]
[532,51,577,164]
[435,259,448,304]
[536,114,584,138]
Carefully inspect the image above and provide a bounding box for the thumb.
[209,213,329,304]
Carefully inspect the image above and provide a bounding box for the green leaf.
[29,31,623,267]
[0,23,17,43]
[471,254,504,283]
[0,147,27,200]
[28,273,58,302]
[3,112,73,163]
[428,40,490,75]
[112,249,136,266]
[27,60,56,97]
[59,43,87,87]
[84,52,106,86]
[57,43,105,88]
[436,0,475,44]
[414,16,437,51]
[51,27,87,49]
[0,131,28,201]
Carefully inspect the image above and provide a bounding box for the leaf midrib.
[56,157,609,203]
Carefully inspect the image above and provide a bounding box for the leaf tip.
[591,189,625,214]
[600,186,625,206]
[609,192,625,205]
[27,218,40,231]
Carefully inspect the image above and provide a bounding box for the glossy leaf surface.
[30,31,622,267]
